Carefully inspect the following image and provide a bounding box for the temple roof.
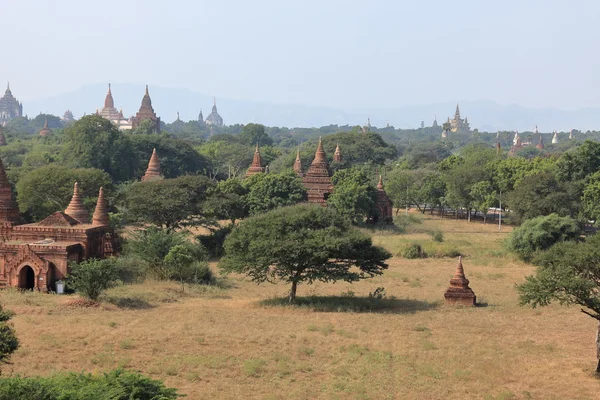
[142,148,162,181]
[104,84,115,109]
[37,211,80,227]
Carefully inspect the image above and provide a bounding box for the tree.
[555,140,600,182]
[125,175,214,231]
[517,234,600,371]
[132,119,159,135]
[204,178,249,224]
[197,141,253,179]
[582,172,600,223]
[0,305,18,365]
[62,115,136,182]
[506,213,581,261]
[220,204,391,302]
[164,245,196,293]
[239,123,273,147]
[67,259,120,301]
[469,181,496,223]
[243,172,307,215]
[16,165,112,221]
[328,168,377,224]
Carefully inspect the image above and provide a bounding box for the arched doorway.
[18,266,35,290]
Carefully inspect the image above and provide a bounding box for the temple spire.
[92,187,110,226]
[246,143,265,177]
[377,175,384,190]
[145,85,149,95]
[64,182,89,224]
[334,143,342,162]
[444,256,476,306]
[142,148,162,181]
[293,148,303,175]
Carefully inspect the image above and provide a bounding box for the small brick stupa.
[64,182,89,224]
[142,148,163,181]
[444,256,476,306]
[293,148,303,176]
[302,137,333,205]
[246,143,265,177]
[39,118,51,137]
[333,143,342,162]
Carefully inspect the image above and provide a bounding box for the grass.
[3,213,600,399]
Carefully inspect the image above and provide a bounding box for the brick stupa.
[293,148,303,176]
[246,143,265,177]
[333,143,342,162]
[302,137,333,205]
[39,118,51,137]
[444,256,476,306]
[64,182,89,224]
[142,148,163,181]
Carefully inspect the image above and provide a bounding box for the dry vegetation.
[3,214,600,399]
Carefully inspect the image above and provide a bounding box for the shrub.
[431,230,444,242]
[403,244,426,259]
[0,369,180,399]
[0,304,18,365]
[506,213,581,261]
[197,225,233,258]
[67,259,120,300]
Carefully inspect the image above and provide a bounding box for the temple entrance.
[18,266,35,290]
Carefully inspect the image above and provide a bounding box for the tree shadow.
[103,295,155,310]
[259,295,439,314]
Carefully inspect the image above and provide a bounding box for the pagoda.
[246,144,265,177]
[333,144,342,162]
[552,131,559,144]
[375,175,393,223]
[0,83,23,126]
[131,85,161,132]
[97,84,132,130]
[302,137,333,205]
[444,256,476,306]
[141,149,163,181]
[293,149,303,176]
[38,118,51,137]
[205,98,224,127]
[449,104,470,133]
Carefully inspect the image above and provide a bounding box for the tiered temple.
[449,104,470,133]
[375,175,393,223]
[141,149,163,181]
[444,256,476,306]
[205,98,224,127]
[334,144,342,162]
[302,137,333,205]
[97,84,133,130]
[246,144,265,177]
[131,85,161,132]
[0,83,23,126]
[0,182,114,291]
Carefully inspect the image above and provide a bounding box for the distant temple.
[62,110,75,122]
[197,110,205,126]
[302,138,334,205]
[141,149,163,181]
[97,84,132,130]
[0,83,23,126]
[448,104,470,133]
[375,175,393,223]
[131,85,161,132]
[0,160,115,291]
[246,144,265,177]
[38,119,51,137]
[205,98,223,127]
[552,131,559,144]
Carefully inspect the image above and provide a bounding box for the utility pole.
[498,190,502,232]
[406,184,409,216]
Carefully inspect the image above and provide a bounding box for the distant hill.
[22,83,600,131]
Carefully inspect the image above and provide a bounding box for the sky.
[2,0,600,110]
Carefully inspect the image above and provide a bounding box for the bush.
[0,368,180,400]
[431,230,444,242]
[403,244,426,259]
[0,304,18,365]
[197,225,233,258]
[506,213,581,261]
[67,259,120,300]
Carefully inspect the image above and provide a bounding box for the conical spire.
[455,103,461,118]
[569,130,574,140]
[39,118,51,137]
[92,187,110,226]
[5,82,10,95]
[536,134,545,150]
[145,85,149,96]
[293,148,303,175]
[142,148,162,181]
[64,182,89,224]
[246,143,265,177]
[311,137,328,166]
[104,83,114,109]
[0,126,6,146]
[552,131,559,144]
[334,143,342,162]
[377,175,384,190]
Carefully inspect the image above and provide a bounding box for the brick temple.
[0,160,114,291]
[444,256,476,306]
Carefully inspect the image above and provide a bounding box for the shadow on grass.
[259,295,440,314]
[103,295,155,310]
[359,223,406,235]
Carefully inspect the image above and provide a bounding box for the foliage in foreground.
[220,204,391,302]
[505,213,581,261]
[0,304,18,364]
[518,234,600,371]
[0,368,180,400]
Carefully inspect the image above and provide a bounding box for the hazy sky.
[3,0,599,110]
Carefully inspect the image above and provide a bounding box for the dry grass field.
[3,214,600,399]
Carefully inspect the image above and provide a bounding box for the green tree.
[239,123,273,146]
[470,181,496,223]
[506,213,581,261]
[197,141,253,179]
[67,259,120,301]
[517,234,600,371]
[125,175,214,231]
[62,115,136,182]
[328,168,377,223]
[555,140,600,182]
[243,171,307,215]
[164,245,196,293]
[582,172,600,223]
[0,304,18,365]
[220,204,391,302]
[16,165,112,221]
[204,178,249,224]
